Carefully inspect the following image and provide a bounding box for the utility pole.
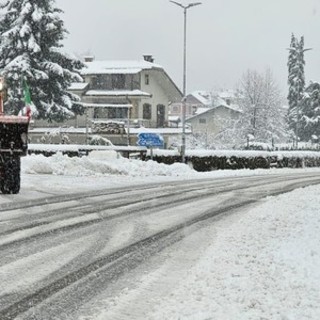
[170,1,202,162]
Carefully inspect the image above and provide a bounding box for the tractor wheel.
[1,156,21,194]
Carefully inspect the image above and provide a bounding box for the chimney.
[84,55,94,62]
[143,55,154,63]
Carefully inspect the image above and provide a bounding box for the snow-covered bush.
[146,149,320,171]
[88,135,114,146]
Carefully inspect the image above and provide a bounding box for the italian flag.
[22,79,32,119]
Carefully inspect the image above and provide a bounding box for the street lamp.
[170,1,202,162]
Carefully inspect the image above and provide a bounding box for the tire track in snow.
[0,199,258,320]
[1,174,320,319]
[0,174,307,250]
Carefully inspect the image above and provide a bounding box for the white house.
[168,89,238,120]
[186,101,241,137]
[169,90,212,120]
[34,55,182,128]
[31,56,184,145]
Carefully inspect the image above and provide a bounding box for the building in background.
[186,104,241,136]
[186,90,241,140]
[169,89,238,119]
[31,56,185,145]
[34,55,182,129]
[169,90,212,121]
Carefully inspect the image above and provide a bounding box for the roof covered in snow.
[65,57,183,102]
[81,60,163,75]
[186,104,241,121]
[69,82,89,90]
[80,103,132,109]
[194,107,210,116]
[85,90,151,97]
[187,89,240,108]
[217,89,237,99]
[188,91,212,106]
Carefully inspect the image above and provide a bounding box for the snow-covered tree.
[287,34,311,143]
[260,68,288,142]
[300,82,320,141]
[0,0,84,121]
[237,69,264,138]
[236,69,287,144]
[204,115,244,149]
[176,70,287,150]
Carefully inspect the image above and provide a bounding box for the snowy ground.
[18,150,320,197]
[3,151,320,319]
[150,185,320,319]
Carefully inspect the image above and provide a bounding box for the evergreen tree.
[300,82,320,141]
[287,34,298,132]
[287,34,310,143]
[0,0,84,121]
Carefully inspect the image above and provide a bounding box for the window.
[112,74,125,89]
[199,118,206,124]
[172,106,179,113]
[157,104,165,127]
[143,103,152,119]
[145,74,149,85]
[92,75,108,89]
[106,107,127,119]
[192,106,197,115]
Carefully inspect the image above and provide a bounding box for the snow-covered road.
[1,154,320,320]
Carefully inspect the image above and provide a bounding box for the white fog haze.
[57,0,320,93]
[1,0,320,319]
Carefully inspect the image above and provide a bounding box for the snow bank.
[152,185,320,319]
[22,151,320,181]
[22,152,196,178]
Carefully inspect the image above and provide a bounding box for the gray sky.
[56,0,320,94]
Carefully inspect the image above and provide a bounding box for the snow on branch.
[42,61,64,76]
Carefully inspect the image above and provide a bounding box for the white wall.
[139,70,170,125]
[188,107,240,136]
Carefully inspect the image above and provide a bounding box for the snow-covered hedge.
[27,146,320,171]
[145,149,320,171]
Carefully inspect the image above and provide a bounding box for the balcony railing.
[91,118,162,128]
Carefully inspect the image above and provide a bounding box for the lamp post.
[170,1,201,163]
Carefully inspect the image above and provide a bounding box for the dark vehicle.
[0,78,30,194]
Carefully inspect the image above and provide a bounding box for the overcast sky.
[56,0,320,95]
